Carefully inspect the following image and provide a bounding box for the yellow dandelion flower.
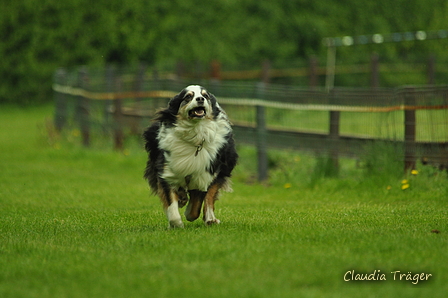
[401,184,410,190]
[411,170,418,175]
[401,179,408,184]
[284,183,292,189]
[386,185,392,190]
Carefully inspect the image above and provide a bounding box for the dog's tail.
[143,123,161,193]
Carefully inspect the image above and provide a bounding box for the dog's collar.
[195,138,205,157]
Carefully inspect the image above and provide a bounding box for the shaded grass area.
[1,105,447,298]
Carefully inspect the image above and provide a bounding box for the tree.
[0,0,447,104]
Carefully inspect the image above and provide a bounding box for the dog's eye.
[184,94,193,101]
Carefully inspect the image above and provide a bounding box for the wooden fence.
[53,66,448,180]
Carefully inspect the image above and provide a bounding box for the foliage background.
[1,0,448,104]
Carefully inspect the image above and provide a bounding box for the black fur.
[143,86,238,227]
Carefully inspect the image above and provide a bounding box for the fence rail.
[53,66,448,179]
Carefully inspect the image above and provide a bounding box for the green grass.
[1,104,447,298]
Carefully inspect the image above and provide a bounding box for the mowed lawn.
[1,105,447,298]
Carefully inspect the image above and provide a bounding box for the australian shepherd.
[143,85,238,228]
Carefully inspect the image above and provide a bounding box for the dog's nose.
[196,97,205,104]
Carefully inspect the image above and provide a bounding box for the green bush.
[2,0,448,104]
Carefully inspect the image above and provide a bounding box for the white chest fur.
[158,118,230,191]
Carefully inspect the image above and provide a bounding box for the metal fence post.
[256,103,268,182]
[328,88,340,174]
[54,68,67,132]
[256,60,270,182]
[404,88,416,171]
[77,67,90,147]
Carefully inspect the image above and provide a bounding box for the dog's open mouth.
[188,107,206,118]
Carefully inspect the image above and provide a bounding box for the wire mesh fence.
[53,65,448,178]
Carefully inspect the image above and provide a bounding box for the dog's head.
[168,85,218,121]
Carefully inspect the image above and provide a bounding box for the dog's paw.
[205,218,221,226]
[176,188,188,208]
[169,219,184,229]
[177,196,188,208]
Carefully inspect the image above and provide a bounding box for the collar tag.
[195,138,205,157]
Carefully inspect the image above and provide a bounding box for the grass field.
[1,104,447,298]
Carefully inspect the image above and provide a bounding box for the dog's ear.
[168,93,182,114]
[209,92,222,118]
[154,91,184,124]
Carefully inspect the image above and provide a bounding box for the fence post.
[152,68,162,113]
[152,67,160,89]
[328,89,340,174]
[134,62,146,99]
[404,88,416,171]
[261,59,271,84]
[210,60,222,94]
[370,53,379,88]
[210,60,221,81]
[77,67,90,147]
[325,46,336,92]
[54,68,67,132]
[256,95,268,182]
[104,65,115,132]
[131,62,146,134]
[113,70,124,151]
[427,54,436,85]
[256,60,270,182]
[308,56,318,89]
[175,61,185,88]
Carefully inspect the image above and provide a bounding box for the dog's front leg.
[159,183,184,228]
[185,190,205,222]
[203,184,221,225]
[165,195,184,228]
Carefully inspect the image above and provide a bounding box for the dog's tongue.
[195,109,205,117]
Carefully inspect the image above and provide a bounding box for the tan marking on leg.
[166,191,184,228]
[185,190,205,222]
[157,182,170,209]
[157,182,183,228]
[203,184,221,225]
[177,188,188,208]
